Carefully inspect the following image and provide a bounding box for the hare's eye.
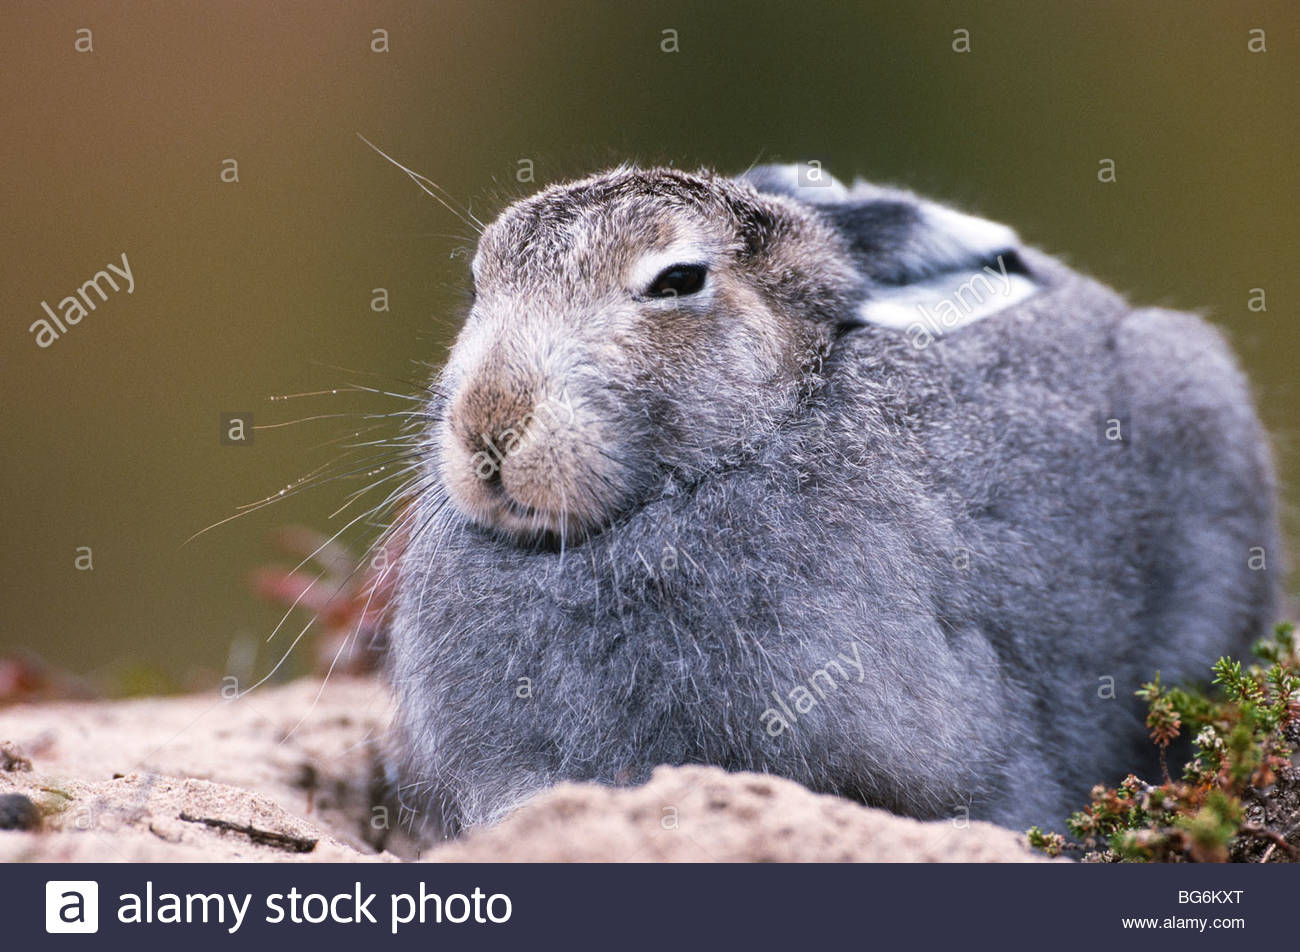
[646,263,707,298]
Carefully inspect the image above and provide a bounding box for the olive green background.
[2,1,1296,689]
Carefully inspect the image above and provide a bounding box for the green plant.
[1030,623,1300,862]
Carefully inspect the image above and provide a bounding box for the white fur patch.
[629,241,714,296]
[857,257,1038,334]
[758,163,850,203]
[917,204,1020,267]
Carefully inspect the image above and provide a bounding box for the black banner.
[12,862,1288,947]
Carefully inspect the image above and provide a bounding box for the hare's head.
[436,166,860,544]
[435,164,1036,545]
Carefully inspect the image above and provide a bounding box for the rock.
[427,765,1050,862]
[0,793,40,831]
[0,678,1051,863]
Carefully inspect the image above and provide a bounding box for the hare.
[384,162,1280,838]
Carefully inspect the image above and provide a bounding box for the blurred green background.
[2,1,1296,692]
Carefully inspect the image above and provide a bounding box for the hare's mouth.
[485,490,606,547]
[501,496,537,520]
[435,399,634,548]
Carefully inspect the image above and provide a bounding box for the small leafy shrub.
[1029,623,1300,862]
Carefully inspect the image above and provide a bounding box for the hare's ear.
[743,165,1040,336]
[739,162,851,204]
[827,188,1040,334]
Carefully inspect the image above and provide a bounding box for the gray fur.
[386,164,1280,838]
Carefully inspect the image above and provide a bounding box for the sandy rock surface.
[432,765,1051,862]
[0,678,1049,862]
[0,678,395,862]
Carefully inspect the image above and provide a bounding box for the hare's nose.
[454,379,536,445]
[451,373,546,476]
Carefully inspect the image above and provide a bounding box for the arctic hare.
[385,163,1280,837]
